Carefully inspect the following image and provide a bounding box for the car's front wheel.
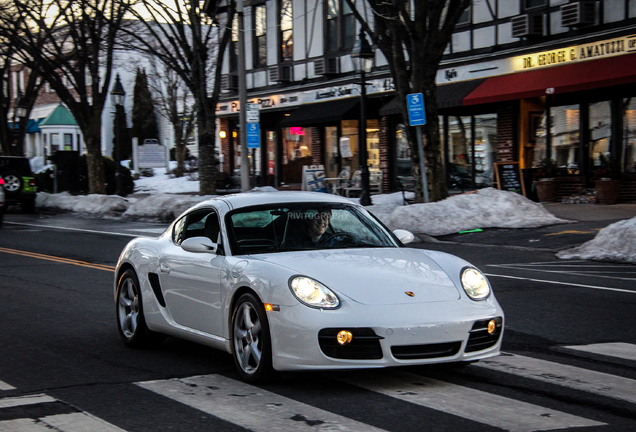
[116,269,163,348]
[231,292,275,382]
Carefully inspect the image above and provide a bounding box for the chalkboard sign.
[494,162,526,196]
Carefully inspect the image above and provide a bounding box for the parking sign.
[407,93,426,126]
[247,123,260,148]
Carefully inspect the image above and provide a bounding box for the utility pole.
[237,0,250,191]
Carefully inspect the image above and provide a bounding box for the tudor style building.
[215,0,636,201]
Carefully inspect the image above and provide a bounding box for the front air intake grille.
[465,317,503,353]
[318,328,383,360]
[391,341,462,360]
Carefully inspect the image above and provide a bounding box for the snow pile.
[36,192,130,217]
[384,188,570,236]
[556,217,636,264]
[123,194,216,222]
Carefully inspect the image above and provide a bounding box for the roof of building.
[39,103,77,126]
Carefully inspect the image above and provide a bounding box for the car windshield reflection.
[227,203,397,255]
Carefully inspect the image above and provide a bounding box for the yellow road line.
[544,229,599,236]
[0,247,115,272]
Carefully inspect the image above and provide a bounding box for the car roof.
[196,191,356,211]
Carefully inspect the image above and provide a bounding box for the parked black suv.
[0,156,37,213]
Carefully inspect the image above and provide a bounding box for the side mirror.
[393,229,415,245]
[181,236,218,254]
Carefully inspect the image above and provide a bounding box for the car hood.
[254,248,461,305]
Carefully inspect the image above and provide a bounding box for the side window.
[325,0,355,54]
[172,216,187,245]
[173,209,221,245]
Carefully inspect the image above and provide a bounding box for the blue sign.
[407,93,426,126]
[247,123,260,148]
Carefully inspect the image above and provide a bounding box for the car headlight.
[289,276,340,309]
[460,267,491,300]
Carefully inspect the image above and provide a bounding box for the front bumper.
[267,298,504,371]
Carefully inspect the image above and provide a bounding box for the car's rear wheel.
[2,171,22,196]
[231,293,275,382]
[116,269,163,348]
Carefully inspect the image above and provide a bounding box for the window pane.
[474,114,497,188]
[623,98,636,173]
[327,0,338,19]
[327,19,338,52]
[254,5,267,68]
[281,0,293,60]
[525,0,547,9]
[448,116,472,189]
[550,105,580,172]
[342,13,356,50]
[396,123,411,178]
[529,111,548,168]
[589,101,612,172]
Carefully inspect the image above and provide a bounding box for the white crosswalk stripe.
[477,353,636,404]
[0,394,125,432]
[0,381,15,391]
[563,342,636,362]
[137,374,387,432]
[338,370,604,432]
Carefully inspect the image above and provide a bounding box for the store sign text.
[516,36,631,71]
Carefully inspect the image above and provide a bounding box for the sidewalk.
[540,202,636,222]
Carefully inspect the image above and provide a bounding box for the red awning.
[463,54,636,106]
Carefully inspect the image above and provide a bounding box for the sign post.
[407,93,429,203]
[246,103,260,186]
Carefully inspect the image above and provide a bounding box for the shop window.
[253,3,267,69]
[280,0,293,61]
[550,105,580,173]
[528,111,547,168]
[266,130,277,182]
[326,0,355,53]
[474,114,497,187]
[341,120,359,174]
[589,101,612,174]
[395,124,411,178]
[449,115,472,169]
[282,126,312,184]
[325,126,339,179]
[623,98,636,173]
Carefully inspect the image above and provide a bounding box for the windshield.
[227,203,397,255]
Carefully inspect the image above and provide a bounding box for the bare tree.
[0,3,43,156]
[0,0,137,193]
[346,0,471,202]
[145,57,196,178]
[122,0,234,195]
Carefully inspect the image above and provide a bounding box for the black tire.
[20,199,35,214]
[116,269,164,348]
[2,171,23,197]
[231,292,275,383]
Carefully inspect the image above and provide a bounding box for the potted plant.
[533,158,559,202]
[594,155,621,205]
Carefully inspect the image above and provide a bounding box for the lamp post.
[12,91,28,156]
[110,73,126,196]
[351,29,374,206]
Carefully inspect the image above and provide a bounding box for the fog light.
[336,330,353,345]
[487,319,496,335]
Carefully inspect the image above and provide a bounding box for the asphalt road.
[1,211,635,431]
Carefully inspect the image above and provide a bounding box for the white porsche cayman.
[115,191,504,382]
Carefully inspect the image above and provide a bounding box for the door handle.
[160,263,171,275]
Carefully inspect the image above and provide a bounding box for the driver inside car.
[283,209,347,249]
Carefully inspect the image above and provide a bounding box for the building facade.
[216,0,636,200]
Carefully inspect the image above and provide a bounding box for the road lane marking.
[478,353,636,404]
[137,374,387,432]
[339,370,604,431]
[0,380,15,391]
[0,394,55,409]
[484,273,636,294]
[563,342,636,362]
[0,247,115,272]
[487,263,636,282]
[3,221,149,238]
[544,230,598,236]
[0,394,126,431]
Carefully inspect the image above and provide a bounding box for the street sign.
[407,93,426,126]
[246,103,260,123]
[247,123,260,148]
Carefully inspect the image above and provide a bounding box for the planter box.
[534,179,559,202]
[595,179,621,205]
